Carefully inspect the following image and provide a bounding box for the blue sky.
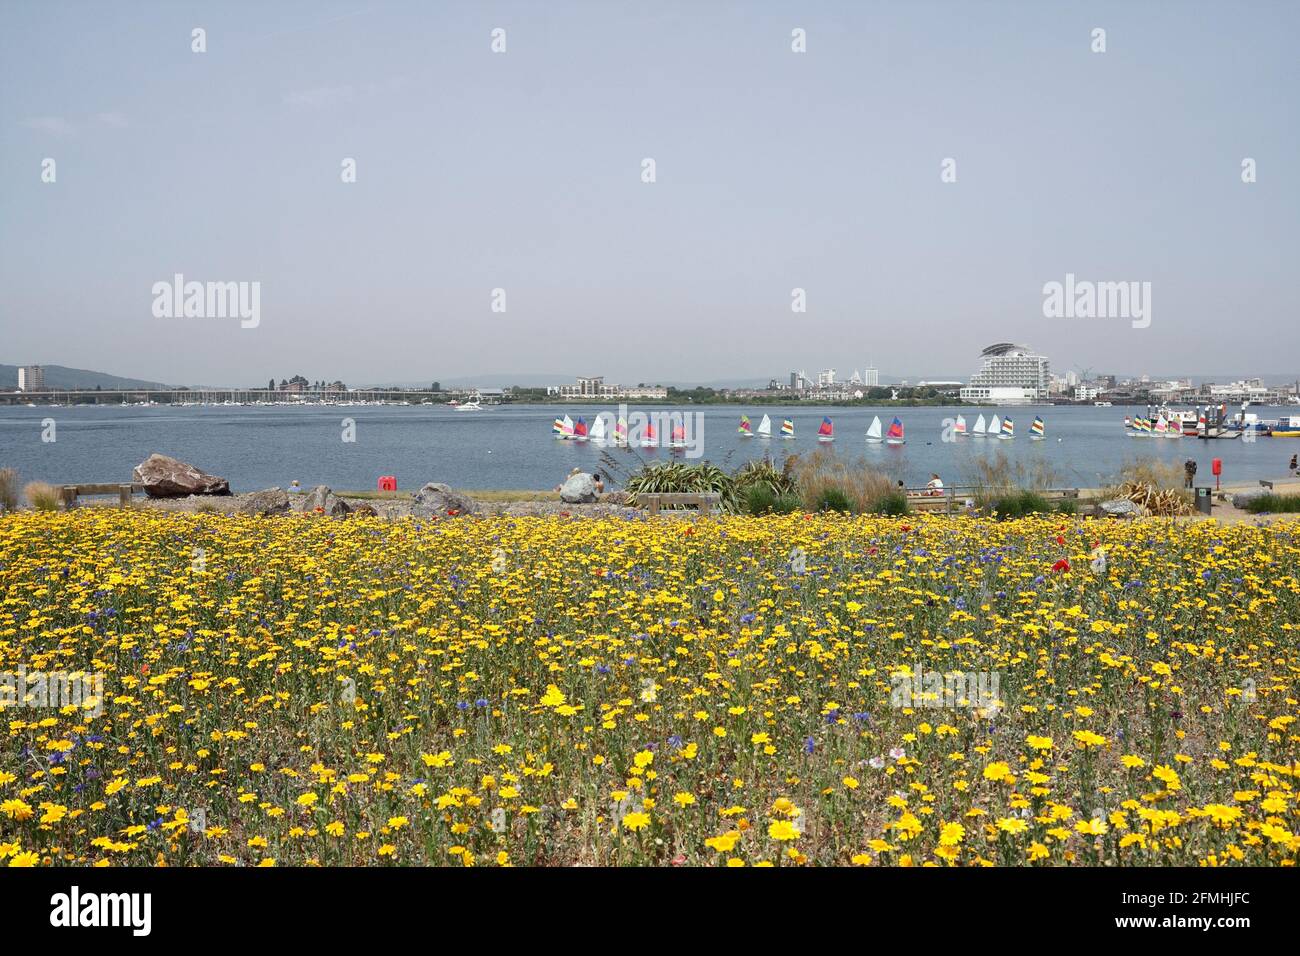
[1,0,1296,387]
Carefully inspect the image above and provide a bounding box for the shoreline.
[22,475,1297,525]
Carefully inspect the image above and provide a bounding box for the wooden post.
[61,486,77,510]
[119,485,132,507]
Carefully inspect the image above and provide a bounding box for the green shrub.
[872,490,910,516]
[733,458,797,498]
[993,490,1051,519]
[1244,493,1300,514]
[814,487,854,514]
[1055,498,1078,515]
[743,485,777,515]
[771,494,803,515]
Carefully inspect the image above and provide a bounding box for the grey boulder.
[133,453,230,498]
[236,487,291,516]
[411,482,478,516]
[558,473,597,504]
[299,485,351,516]
[1098,498,1143,518]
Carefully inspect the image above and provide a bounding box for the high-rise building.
[817,368,836,387]
[863,366,879,387]
[959,344,1050,404]
[17,365,44,392]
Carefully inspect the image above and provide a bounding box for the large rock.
[299,485,351,517]
[236,487,291,516]
[558,473,597,504]
[133,454,230,498]
[1098,498,1144,518]
[411,482,478,516]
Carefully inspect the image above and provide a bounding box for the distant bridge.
[1,388,453,406]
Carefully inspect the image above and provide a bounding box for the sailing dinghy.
[885,417,905,446]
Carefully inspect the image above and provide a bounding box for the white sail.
[989,414,1001,436]
[757,414,772,437]
[561,414,575,438]
[955,414,967,435]
[973,413,987,436]
[866,416,883,441]
[590,415,607,442]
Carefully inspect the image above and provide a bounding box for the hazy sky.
[2,0,1297,387]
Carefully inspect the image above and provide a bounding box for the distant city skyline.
[2,1,1297,384]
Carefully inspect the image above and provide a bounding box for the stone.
[133,453,230,498]
[1098,498,1143,518]
[350,503,379,517]
[558,473,597,504]
[411,482,478,516]
[235,487,290,516]
[299,485,351,516]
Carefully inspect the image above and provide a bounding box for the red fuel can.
[378,475,397,492]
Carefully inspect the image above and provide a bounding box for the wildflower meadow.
[1,510,1297,867]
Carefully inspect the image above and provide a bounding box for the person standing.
[1183,458,1197,489]
[1290,454,1297,477]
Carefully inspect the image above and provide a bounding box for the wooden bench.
[639,492,722,515]
[60,483,146,509]
[1260,479,1274,490]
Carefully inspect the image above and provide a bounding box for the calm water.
[2,403,1297,492]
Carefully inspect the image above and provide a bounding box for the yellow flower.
[768,820,799,841]
[705,831,740,852]
[621,811,651,832]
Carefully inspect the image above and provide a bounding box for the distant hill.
[0,364,169,390]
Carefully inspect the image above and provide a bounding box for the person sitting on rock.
[592,472,605,494]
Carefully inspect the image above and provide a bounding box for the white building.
[863,366,879,387]
[1074,384,1102,401]
[817,369,836,387]
[959,343,1050,404]
[17,365,44,392]
[1206,379,1271,402]
[549,375,666,400]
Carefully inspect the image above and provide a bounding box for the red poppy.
[140,664,150,675]
[1051,558,1070,572]
[1055,535,1065,547]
